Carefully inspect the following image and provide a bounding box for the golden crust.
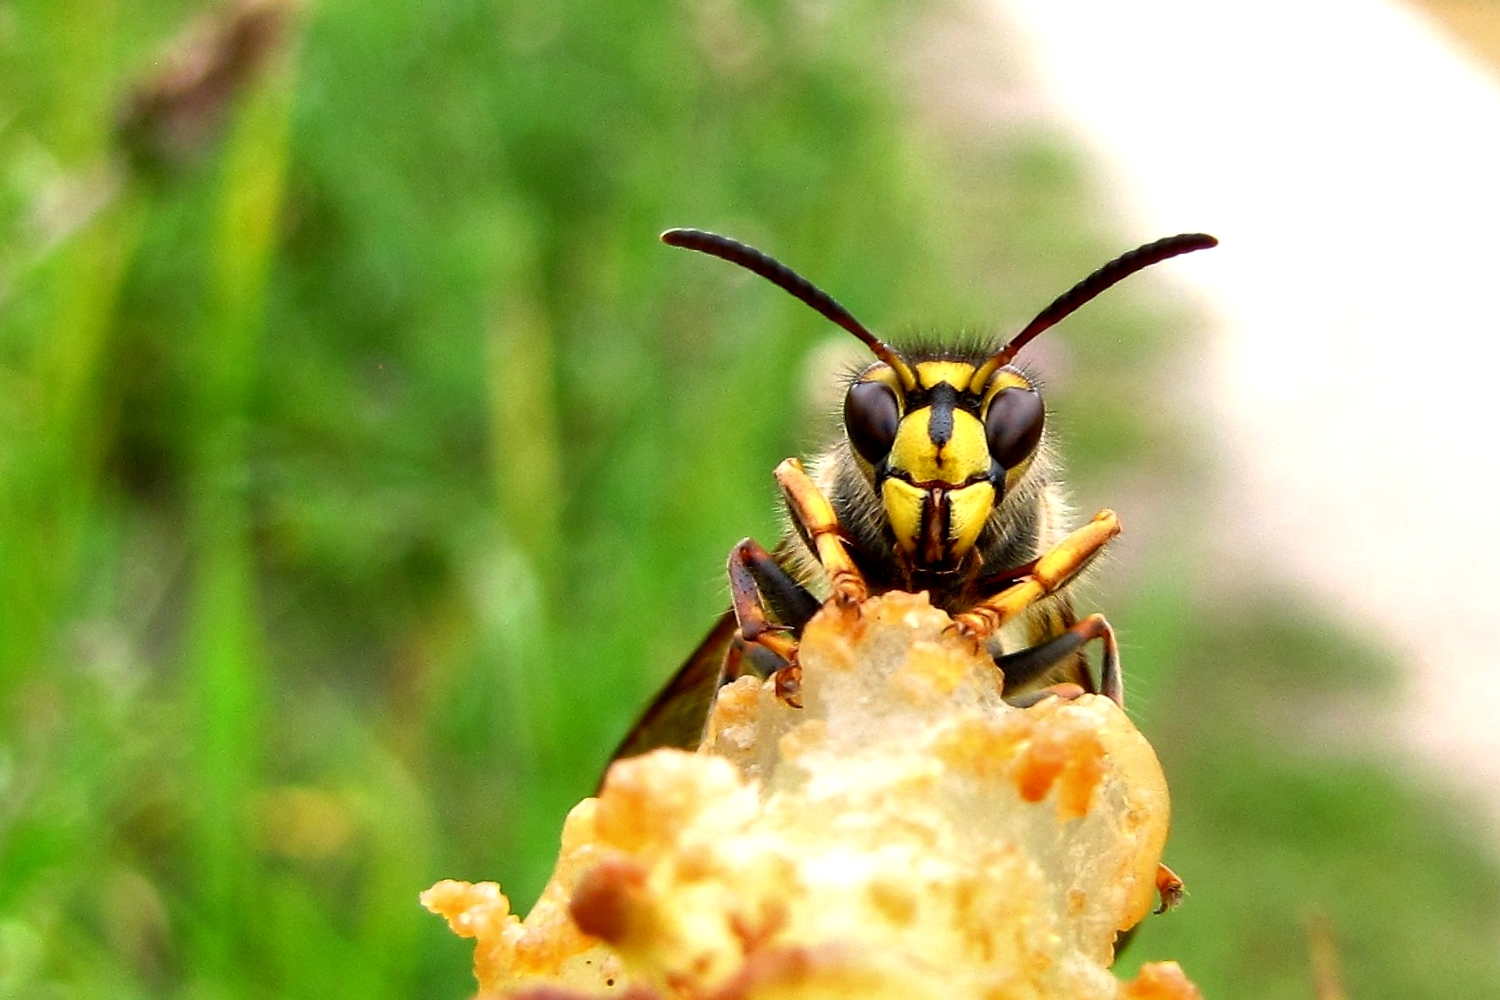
[425,591,1194,1000]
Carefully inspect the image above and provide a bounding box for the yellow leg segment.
[953,509,1121,639]
[774,458,868,606]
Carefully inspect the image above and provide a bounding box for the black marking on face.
[920,487,950,566]
[926,382,958,448]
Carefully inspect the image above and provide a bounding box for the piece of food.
[424,590,1201,1000]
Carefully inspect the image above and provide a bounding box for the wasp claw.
[1154,863,1185,914]
[773,664,803,708]
[945,619,986,655]
[829,571,867,606]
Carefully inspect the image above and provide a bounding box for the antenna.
[969,233,1218,392]
[662,228,918,390]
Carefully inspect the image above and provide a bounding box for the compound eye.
[844,380,900,465]
[984,387,1044,468]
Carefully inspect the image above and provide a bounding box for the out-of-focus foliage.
[1,1,1498,999]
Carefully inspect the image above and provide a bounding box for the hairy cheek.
[1003,455,1035,495]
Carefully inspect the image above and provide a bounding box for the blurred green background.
[3,1,1499,998]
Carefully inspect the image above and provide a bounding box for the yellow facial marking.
[861,364,905,393]
[880,477,996,563]
[889,408,989,484]
[1003,454,1035,493]
[881,478,925,556]
[914,361,978,390]
[980,368,1031,399]
[947,481,996,557]
[869,361,1024,565]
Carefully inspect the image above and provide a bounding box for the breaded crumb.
[424,591,1196,1000]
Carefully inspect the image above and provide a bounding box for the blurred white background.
[1000,0,1500,829]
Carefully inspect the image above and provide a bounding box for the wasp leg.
[953,510,1119,639]
[726,545,801,665]
[1155,862,1185,914]
[953,510,1123,705]
[993,613,1123,707]
[774,457,868,606]
[725,536,814,710]
[721,632,789,684]
[728,538,821,637]
[970,555,1041,597]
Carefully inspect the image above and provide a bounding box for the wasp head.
[843,356,1043,569]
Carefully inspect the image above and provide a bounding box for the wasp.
[612,228,1217,763]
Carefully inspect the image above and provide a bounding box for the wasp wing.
[607,608,738,766]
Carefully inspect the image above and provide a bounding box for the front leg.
[724,537,818,683]
[721,459,871,709]
[774,458,868,606]
[955,510,1125,706]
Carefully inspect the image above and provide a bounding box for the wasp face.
[844,359,1044,571]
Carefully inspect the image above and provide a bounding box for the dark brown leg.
[724,537,824,704]
[993,613,1123,707]
[727,538,821,637]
